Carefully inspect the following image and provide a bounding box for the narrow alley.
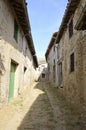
[0,0,86,130]
[0,81,85,130]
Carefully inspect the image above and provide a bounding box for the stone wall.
[0,0,36,106]
[47,45,58,86]
[57,0,86,107]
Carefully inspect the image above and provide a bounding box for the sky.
[26,0,68,59]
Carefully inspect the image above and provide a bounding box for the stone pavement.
[0,82,86,130]
[43,82,86,130]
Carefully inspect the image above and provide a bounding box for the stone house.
[37,63,47,82]
[0,0,38,105]
[55,0,86,106]
[45,32,58,86]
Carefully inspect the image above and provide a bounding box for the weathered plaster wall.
[0,0,36,105]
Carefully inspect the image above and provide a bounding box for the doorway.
[9,61,17,101]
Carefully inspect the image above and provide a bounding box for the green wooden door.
[9,62,16,101]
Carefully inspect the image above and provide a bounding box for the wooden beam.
[13,6,24,13]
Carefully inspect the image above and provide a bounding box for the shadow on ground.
[17,82,56,130]
[16,82,86,130]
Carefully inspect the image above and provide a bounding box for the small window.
[58,62,63,85]
[54,59,55,65]
[42,73,45,78]
[48,64,50,72]
[57,46,59,59]
[14,20,18,42]
[24,67,27,73]
[53,45,55,52]
[70,53,74,72]
[69,19,73,38]
[25,45,28,56]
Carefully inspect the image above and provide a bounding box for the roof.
[56,0,81,43]
[8,0,38,67]
[45,32,58,60]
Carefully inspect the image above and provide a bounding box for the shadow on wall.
[0,53,5,75]
[0,34,33,62]
[0,53,5,98]
[17,82,56,130]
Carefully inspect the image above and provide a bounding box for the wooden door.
[9,62,16,101]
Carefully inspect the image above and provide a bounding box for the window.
[58,62,63,86]
[70,53,74,72]
[48,64,49,70]
[69,19,73,38]
[57,46,59,59]
[24,67,27,73]
[25,45,28,56]
[14,20,18,42]
[53,64,56,82]
[53,45,55,52]
[42,73,45,78]
[54,59,55,65]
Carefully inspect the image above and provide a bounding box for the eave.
[9,0,31,37]
[8,0,38,67]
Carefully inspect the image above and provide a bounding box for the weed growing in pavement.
[46,83,85,129]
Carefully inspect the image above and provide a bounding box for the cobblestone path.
[0,82,85,130]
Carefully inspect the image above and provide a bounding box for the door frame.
[8,60,18,101]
